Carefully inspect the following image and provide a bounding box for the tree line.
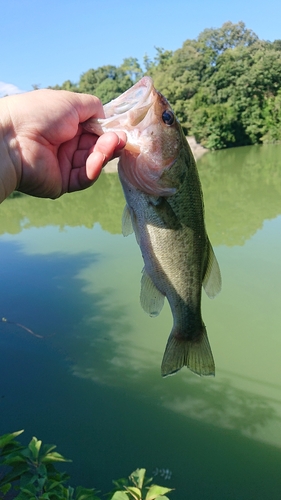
[51,21,281,150]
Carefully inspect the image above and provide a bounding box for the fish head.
[83,76,188,196]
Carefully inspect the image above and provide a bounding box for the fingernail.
[90,151,107,169]
[101,153,107,166]
[116,133,127,150]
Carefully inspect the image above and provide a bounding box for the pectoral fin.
[203,241,222,299]
[140,269,165,317]
[122,205,134,236]
[122,205,141,244]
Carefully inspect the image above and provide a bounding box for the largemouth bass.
[83,76,221,377]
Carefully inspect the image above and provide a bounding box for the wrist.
[0,97,22,202]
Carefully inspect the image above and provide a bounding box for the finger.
[73,131,126,169]
[75,130,126,161]
[90,132,127,162]
[84,151,106,182]
[78,132,99,150]
[73,149,89,168]
[67,151,104,193]
[67,131,127,192]
[84,132,127,181]
[66,92,105,122]
[114,132,127,153]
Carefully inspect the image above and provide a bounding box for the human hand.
[0,89,126,200]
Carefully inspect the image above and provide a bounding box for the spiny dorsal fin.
[140,268,165,317]
[203,241,222,299]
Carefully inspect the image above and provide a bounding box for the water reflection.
[67,264,281,449]
[2,143,281,245]
[1,144,281,498]
[0,173,125,235]
[200,143,281,245]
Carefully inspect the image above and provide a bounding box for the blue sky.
[1,0,281,96]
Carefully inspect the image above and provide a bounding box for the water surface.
[0,144,281,499]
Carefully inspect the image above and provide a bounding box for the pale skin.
[0,89,127,202]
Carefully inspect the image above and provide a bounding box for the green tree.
[51,65,133,104]
[49,21,281,149]
[197,20,258,67]
[79,65,133,103]
[146,21,261,140]
[50,79,79,92]
[262,88,281,142]
[120,57,143,83]
[186,37,281,147]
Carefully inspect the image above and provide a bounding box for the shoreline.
[103,136,208,173]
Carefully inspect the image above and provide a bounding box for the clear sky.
[1,0,281,96]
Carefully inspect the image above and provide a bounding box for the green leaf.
[20,470,38,487]
[0,483,11,494]
[110,492,129,500]
[44,482,66,497]
[0,430,24,449]
[125,486,142,499]
[0,462,30,486]
[40,443,57,458]
[37,476,47,490]
[41,494,64,500]
[16,491,37,500]
[20,483,37,495]
[21,447,33,460]
[74,485,102,500]
[45,469,70,486]
[112,478,129,489]
[2,453,26,465]
[41,451,72,463]
[37,462,47,477]
[28,436,42,460]
[45,478,65,491]
[129,469,146,489]
[145,485,173,500]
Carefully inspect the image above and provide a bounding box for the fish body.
[83,77,221,376]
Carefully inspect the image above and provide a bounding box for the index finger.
[66,92,106,123]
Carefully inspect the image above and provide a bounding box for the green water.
[0,144,281,499]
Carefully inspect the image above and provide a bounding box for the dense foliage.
[51,22,281,150]
[0,431,173,499]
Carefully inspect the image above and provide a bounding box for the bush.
[0,431,173,500]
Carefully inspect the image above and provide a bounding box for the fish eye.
[162,110,175,126]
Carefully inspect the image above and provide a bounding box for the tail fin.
[161,326,215,377]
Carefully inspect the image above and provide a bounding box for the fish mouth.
[83,77,155,154]
[103,76,154,118]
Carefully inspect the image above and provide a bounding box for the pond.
[0,143,281,499]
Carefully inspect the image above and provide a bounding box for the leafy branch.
[0,431,173,500]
